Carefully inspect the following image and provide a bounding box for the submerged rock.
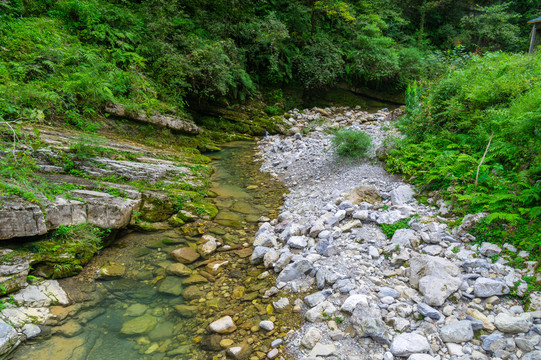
[120,314,157,335]
[209,316,237,334]
[170,247,200,264]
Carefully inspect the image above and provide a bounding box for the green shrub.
[332,129,371,159]
[380,218,411,238]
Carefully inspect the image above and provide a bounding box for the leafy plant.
[380,218,411,238]
[332,129,371,159]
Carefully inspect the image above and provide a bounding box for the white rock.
[340,294,368,313]
[209,316,237,334]
[259,320,274,332]
[301,327,322,349]
[309,343,336,357]
[390,333,431,356]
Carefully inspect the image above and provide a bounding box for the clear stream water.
[11,141,302,360]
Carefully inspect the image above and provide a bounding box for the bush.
[332,129,371,159]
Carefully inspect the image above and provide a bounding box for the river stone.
[170,247,200,264]
[158,276,182,296]
[391,229,416,248]
[149,321,174,341]
[302,327,322,349]
[287,236,308,249]
[473,277,509,297]
[0,319,18,355]
[97,261,126,279]
[345,185,381,204]
[121,314,157,335]
[341,294,369,313]
[310,343,336,357]
[409,254,461,306]
[174,305,197,318]
[182,285,205,300]
[356,318,390,344]
[479,242,502,257]
[210,316,237,334]
[390,185,415,205]
[305,301,337,322]
[494,313,531,333]
[263,249,280,268]
[305,290,330,308]
[276,259,314,284]
[440,320,474,343]
[259,320,274,331]
[124,303,148,317]
[166,263,192,277]
[197,235,217,258]
[22,324,41,339]
[251,246,271,265]
[267,348,279,359]
[182,274,208,285]
[417,303,441,320]
[273,297,290,311]
[466,308,495,331]
[390,333,431,356]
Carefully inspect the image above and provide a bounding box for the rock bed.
[253,106,541,360]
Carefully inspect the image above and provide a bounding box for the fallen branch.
[475,131,494,188]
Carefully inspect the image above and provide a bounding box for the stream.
[10,141,303,360]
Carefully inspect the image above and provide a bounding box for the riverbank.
[254,106,541,360]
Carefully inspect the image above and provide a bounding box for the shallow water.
[11,141,302,360]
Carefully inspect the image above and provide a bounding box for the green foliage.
[380,218,411,238]
[387,52,541,259]
[332,129,371,159]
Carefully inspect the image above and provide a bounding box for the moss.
[27,223,105,279]
[186,201,219,219]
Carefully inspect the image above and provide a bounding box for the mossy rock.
[186,201,218,220]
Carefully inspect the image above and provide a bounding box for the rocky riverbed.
[252,106,541,360]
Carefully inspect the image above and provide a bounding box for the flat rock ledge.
[105,102,202,134]
[249,106,540,360]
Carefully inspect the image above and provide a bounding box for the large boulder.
[0,197,47,240]
[409,254,462,306]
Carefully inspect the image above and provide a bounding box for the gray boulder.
[409,254,462,306]
[390,185,415,205]
[474,277,509,297]
[390,333,431,356]
[0,197,47,240]
[276,259,314,284]
[440,320,474,343]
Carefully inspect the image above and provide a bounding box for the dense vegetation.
[387,52,541,259]
[0,0,537,129]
